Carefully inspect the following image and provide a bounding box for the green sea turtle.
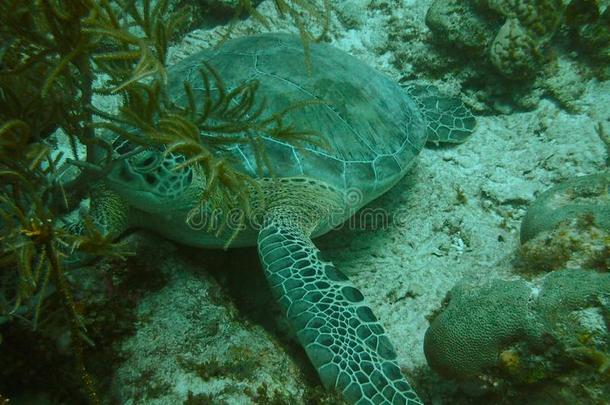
[76,33,475,404]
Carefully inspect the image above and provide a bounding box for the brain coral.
[424,269,610,383]
[423,277,543,379]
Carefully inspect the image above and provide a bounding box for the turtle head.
[106,149,194,213]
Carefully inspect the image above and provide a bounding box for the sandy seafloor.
[67,1,608,404]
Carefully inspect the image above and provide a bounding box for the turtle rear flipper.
[406,84,476,145]
[258,216,422,405]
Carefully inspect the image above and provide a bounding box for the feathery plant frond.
[0,133,105,403]
[60,215,135,261]
[92,61,327,245]
[272,0,331,41]
[0,1,190,401]
[1,0,329,400]
[232,0,330,41]
[86,0,189,92]
[228,0,331,71]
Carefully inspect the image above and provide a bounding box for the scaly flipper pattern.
[258,216,423,405]
[58,182,131,267]
[405,84,476,144]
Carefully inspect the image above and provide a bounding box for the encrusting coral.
[487,0,564,76]
[426,0,610,79]
[517,172,610,273]
[520,172,610,244]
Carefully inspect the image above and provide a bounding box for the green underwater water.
[1,0,609,404]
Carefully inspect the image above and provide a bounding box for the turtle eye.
[140,156,155,167]
[132,153,159,171]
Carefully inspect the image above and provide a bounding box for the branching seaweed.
[93,61,327,245]
[0,0,330,401]
[229,0,331,71]
[0,135,105,403]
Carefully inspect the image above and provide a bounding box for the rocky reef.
[518,172,610,272]
[520,172,610,243]
[423,0,610,111]
[427,0,610,78]
[425,269,609,380]
[423,172,610,403]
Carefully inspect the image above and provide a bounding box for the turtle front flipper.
[258,216,423,405]
[58,182,131,266]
